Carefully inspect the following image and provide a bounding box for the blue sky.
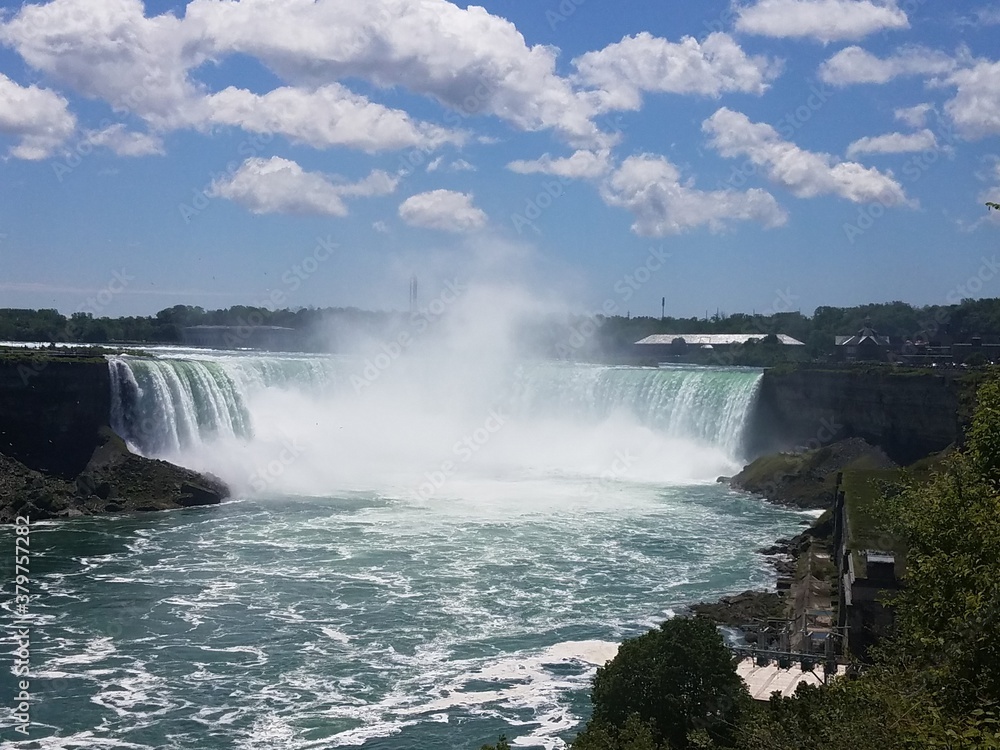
[0,0,998,318]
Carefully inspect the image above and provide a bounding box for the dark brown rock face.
[0,352,229,523]
[0,355,111,478]
[1,428,229,523]
[748,368,964,464]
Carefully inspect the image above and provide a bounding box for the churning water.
[1,348,805,749]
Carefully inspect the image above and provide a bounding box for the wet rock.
[2,426,230,523]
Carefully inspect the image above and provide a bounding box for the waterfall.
[109,354,760,458]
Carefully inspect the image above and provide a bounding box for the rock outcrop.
[748,366,970,464]
[0,352,111,477]
[0,427,228,523]
[0,349,229,523]
[730,437,895,509]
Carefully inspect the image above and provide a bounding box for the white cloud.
[86,123,164,156]
[846,129,937,158]
[957,7,1000,27]
[573,32,779,112]
[600,154,787,236]
[735,0,909,43]
[209,157,398,216]
[0,0,206,129]
[0,73,76,159]
[427,156,476,173]
[507,149,611,180]
[205,84,463,153]
[895,103,934,128]
[943,59,1000,139]
[703,107,912,206]
[185,0,608,147]
[372,220,389,233]
[1,0,596,150]
[398,190,487,232]
[819,46,957,85]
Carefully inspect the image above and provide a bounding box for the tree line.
[4,297,1000,359]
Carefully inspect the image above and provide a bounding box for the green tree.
[885,376,1000,713]
[576,617,747,749]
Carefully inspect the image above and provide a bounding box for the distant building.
[835,320,892,362]
[634,333,805,359]
[181,325,298,351]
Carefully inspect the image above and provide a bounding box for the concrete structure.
[736,658,847,701]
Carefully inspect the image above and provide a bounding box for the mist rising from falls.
[108,351,762,499]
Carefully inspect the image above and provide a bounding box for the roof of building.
[837,318,891,347]
[864,550,895,565]
[635,333,806,346]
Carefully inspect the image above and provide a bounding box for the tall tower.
[409,275,418,314]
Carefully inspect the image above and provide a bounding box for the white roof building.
[635,333,806,346]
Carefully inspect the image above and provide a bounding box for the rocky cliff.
[0,349,228,521]
[747,366,971,464]
[0,353,111,477]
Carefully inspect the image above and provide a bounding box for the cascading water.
[107,351,763,495]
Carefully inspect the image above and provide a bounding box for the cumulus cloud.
[895,103,934,128]
[205,84,463,152]
[846,129,938,158]
[427,157,476,173]
[599,154,787,236]
[398,189,487,232]
[735,0,909,43]
[507,149,611,179]
[185,0,608,147]
[86,123,164,156]
[0,0,206,129]
[943,59,1000,139]
[0,73,76,159]
[209,156,398,216]
[0,0,605,149]
[703,107,912,206]
[573,32,779,112]
[819,46,957,85]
